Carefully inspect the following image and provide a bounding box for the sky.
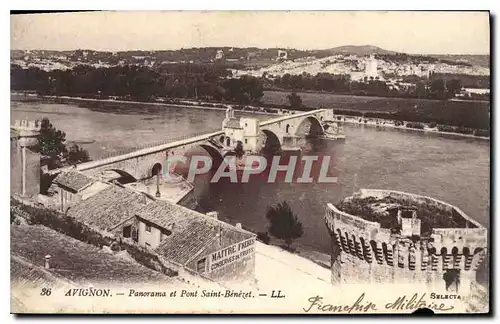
[10,11,490,54]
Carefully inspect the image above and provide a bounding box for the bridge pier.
[282,135,302,151]
[320,133,346,142]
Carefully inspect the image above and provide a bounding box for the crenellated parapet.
[12,119,42,134]
[11,119,41,147]
[324,189,488,292]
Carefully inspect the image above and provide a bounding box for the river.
[11,97,490,283]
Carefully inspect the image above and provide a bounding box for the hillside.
[323,45,397,55]
[11,224,175,286]
[429,54,490,69]
[232,52,489,79]
[12,46,488,73]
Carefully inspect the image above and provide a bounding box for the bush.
[474,129,490,137]
[257,232,271,244]
[287,92,303,109]
[437,125,457,133]
[234,140,244,158]
[405,122,425,129]
[428,122,437,128]
[455,126,474,135]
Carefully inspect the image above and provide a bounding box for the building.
[52,170,106,211]
[215,50,224,60]
[461,88,490,96]
[324,189,487,296]
[364,54,379,79]
[64,182,256,283]
[277,50,288,61]
[66,184,154,239]
[135,200,256,283]
[10,120,41,197]
[221,106,262,153]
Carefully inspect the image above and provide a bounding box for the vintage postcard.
[10,11,490,314]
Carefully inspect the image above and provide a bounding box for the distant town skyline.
[11,11,490,55]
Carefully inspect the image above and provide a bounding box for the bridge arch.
[198,144,224,169]
[260,129,282,155]
[294,116,325,137]
[151,162,162,177]
[169,142,225,175]
[100,169,137,184]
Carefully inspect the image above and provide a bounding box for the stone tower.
[324,189,488,297]
[365,54,378,79]
[11,120,41,196]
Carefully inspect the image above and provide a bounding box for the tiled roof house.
[67,185,152,232]
[64,183,256,283]
[134,200,256,282]
[53,170,95,193]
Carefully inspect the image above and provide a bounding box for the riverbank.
[12,91,489,142]
[11,92,282,116]
[332,115,490,141]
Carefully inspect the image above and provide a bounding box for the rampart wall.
[324,189,488,293]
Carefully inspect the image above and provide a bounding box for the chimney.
[44,254,51,269]
[235,223,242,229]
[206,211,218,220]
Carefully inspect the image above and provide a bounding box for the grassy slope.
[262,90,490,113]
[11,224,171,285]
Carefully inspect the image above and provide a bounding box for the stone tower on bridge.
[324,189,487,297]
[221,106,261,153]
[11,120,41,196]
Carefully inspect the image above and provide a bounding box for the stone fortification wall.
[324,189,488,294]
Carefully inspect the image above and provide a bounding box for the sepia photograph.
[9,10,490,314]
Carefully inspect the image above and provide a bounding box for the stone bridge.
[48,109,337,181]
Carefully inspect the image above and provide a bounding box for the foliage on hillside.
[11,64,264,104]
[263,72,486,100]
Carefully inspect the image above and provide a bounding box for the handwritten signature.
[304,293,455,313]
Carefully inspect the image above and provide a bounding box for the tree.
[34,118,68,169]
[34,117,91,169]
[234,140,244,158]
[66,143,91,165]
[430,79,446,99]
[257,232,271,244]
[415,82,427,98]
[287,92,302,110]
[266,201,303,250]
[447,79,462,96]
